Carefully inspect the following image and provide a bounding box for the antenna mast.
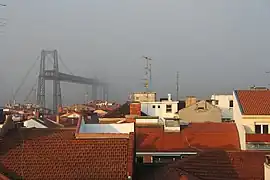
[176,71,179,100]
[142,56,152,91]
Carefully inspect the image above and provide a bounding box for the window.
[229,100,233,108]
[152,105,155,108]
[215,100,219,105]
[158,105,160,108]
[255,124,269,134]
[166,105,172,113]
[263,125,269,134]
[255,125,261,134]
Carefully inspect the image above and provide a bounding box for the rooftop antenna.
[176,71,179,100]
[142,56,152,91]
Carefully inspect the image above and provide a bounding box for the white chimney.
[168,94,172,101]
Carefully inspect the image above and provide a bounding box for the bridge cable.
[58,54,74,75]
[24,75,39,103]
[13,56,39,101]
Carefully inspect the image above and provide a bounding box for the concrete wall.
[132,92,156,102]
[178,100,222,123]
[24,119,47,128]
[80,122,135,134]
[233,91,246,150]
[141,101,179,118]
[211,94,233,109]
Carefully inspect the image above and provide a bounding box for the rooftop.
[137,150,268,180]
[136,122,241,152]
[235,90,270,115]
[0,128,134,179]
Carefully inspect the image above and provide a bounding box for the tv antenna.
[176,71,179,100]
[142,56,152,91]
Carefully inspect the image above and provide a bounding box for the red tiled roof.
[0,128,134,179]
[0,173,9,180]
[235,90,270,115]
[136,122,240,152]
[246,133,270,142]
[138,150,268,180]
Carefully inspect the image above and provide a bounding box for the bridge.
[36,50,108,114]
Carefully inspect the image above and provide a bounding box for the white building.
[211,94,233,121]
[141,94,179,118]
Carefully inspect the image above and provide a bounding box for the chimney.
[130,103,141,116]
[185,96,197,107]
[168,94,172,101]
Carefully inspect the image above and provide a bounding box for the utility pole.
[176,71,179,100]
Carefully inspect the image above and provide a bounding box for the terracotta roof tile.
[235,90,270,115]
[246,134,270,142]
[138,150,268,180]
[136,122,240,152]
[0,128,134,180]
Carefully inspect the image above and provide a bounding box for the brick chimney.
[185,96,197,108]
[130,103,141,116]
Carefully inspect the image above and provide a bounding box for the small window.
[158,105,160,108]
[215,100,219,105]
[263,125,269,134]
[152,105,155,108]
[135,97,139,100]
[229,100,233,108]
[255,125,261,134]
[166,105,172,113]
[197,107,204,110]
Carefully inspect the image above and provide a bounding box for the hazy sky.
[1,0,270,106]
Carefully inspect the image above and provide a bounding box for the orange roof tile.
[137,150,268,180]
[235,90,270,115]
[0,128,134,179]
[136,122,240,152]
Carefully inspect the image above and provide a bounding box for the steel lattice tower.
[37,50,62,113]
[36,49,108,114]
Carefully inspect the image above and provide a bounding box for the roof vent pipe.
[168,94,172,101]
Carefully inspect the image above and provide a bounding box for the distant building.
[140,94,179,118]
[178,100,222,123]
[211,94,233,121]
[131,92,156,102]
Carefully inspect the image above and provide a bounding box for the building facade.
[131,92,156,102]
[211,94,233,121]
[178,100,222,123]
[140,94,179,118]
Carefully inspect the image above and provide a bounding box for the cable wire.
[13,56,39,101]
[58,54,74,75]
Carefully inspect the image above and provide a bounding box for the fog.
[1,0,270,106]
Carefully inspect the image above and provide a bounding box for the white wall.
[136,117,160,124]
[24,119,47,128]
[233,91,246,150]
[211,94,233,109]
[141,101,178,118]
[80,122,134,134]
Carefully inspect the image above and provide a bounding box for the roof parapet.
[75,116,134,139]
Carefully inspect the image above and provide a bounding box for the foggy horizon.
[1,0,270,107]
